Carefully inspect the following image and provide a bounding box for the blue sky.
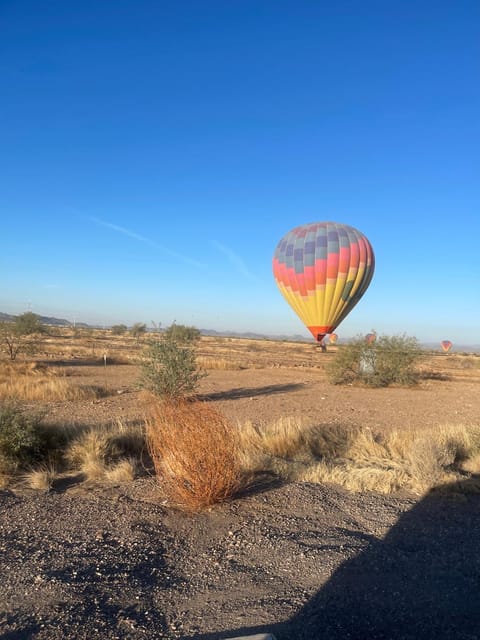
[1,1,479,346]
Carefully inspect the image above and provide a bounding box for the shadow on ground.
[197,383,305,402]
[192,476,480,640]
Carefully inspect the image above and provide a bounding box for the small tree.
[327,333,422,387]
[15,312,45,335]
[111,324,128,336]
[163,323,201,343]
[130,322,147,344]
[0,313,45,361]
[140,337,207,399]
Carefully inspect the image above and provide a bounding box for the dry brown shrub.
[146,399,242,511]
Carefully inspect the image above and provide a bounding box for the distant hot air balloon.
[441,340,452,353]
[273,222,375,342]
[329,333,338,344]
[365,332,377,345]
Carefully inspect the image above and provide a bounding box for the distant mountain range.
[0,312,308,342]
[199,327,309,342]
[0,312,90,328]
[1,312,478,352]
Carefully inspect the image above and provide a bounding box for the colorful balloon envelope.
[329,333,338,344]
[441,340,452,352]
[273,222,375,342]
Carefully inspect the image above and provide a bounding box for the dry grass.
[240,419,480,495]
[0,456,13,488]
[0,362,100,402]
[240,417,306,460]
[104,458,138,484]
[196,356,243,371]
[22,464,57,491]
[65,421,144,483]
[146,399,243,511]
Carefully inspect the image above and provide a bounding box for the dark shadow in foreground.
[191,476,480,640]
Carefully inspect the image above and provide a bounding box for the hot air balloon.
[273,222,375,342]
[329,333,338,344]
[441,340,452,353]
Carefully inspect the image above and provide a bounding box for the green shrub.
[139,337,207,399]
[0,404,65,469]
[14,312,45,335]
[163,323,201,343]
[327,333,422,387]
[111,324,128,335]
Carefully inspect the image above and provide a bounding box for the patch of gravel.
[2,477,479,639]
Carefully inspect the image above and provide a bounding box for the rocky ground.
[1,477,480,639]
[1,350,480,639]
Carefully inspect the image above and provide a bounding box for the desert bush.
[0,312,45,361]
[111,324,128,335]
[163,323,201,343]
[14,312,45,335]
[139,337,207,399]
[130,322,147,343]
[0,404,65,470]
[146,399,242,510]
[327,333,422,387]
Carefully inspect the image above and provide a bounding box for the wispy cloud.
[211,240,257,281]
[90,217,206,269]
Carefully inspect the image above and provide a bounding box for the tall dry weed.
[146,400,242,510]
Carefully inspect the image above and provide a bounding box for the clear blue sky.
[1,1,479,346]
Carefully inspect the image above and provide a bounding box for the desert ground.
[1,331,480,639]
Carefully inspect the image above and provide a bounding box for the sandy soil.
[1,342,480,639]
[44,357,480,433]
